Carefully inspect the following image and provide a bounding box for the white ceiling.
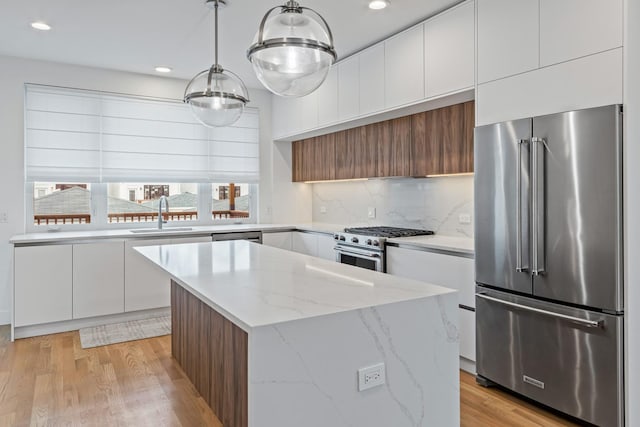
[0,0,461,89]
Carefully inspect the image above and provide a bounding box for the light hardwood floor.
[0,325,577,426]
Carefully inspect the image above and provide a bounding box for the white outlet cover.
[358,362,385,391]
[458,213,471,224]
[367,207,376,219]
[320,206,327,214]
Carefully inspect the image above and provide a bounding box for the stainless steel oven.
[334,244,384,272]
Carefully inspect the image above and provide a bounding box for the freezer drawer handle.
[476,293,603,328]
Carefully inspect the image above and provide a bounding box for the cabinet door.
[125,238,172,312]
[425,1,475,98]
[386,246,475,308]
[411,111,442,176]
[385,25,425,107]
[377,116,411,177]
[442,102,474,174]
[539,0,622,67]
[359,44,385,115]
[292,136,336,182]
[73,242,125,319]
[262,232,293,251]
[300,91,318,132]
[316,234,337,261]
[338,56,360,121]
[477,0,539,84]
[459,308,476,361]
[14,245,72,327]
[335,127,376,179]
[292,232,318,256]
[272,95,295,139]
[317,67,338,126]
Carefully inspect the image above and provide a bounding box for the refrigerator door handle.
[531,137,545,275]
[476,293,603,328]
[516,139,529,272]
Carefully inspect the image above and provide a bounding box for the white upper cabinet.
[425,1,475,97]
[477,0,539,84]
[385,25,425,108]
[317,66,339,126]
[272,94,294,139]
[299,91,318,132]
[359,43,385,115]
[338,55,360,121]
[539,0,623,67]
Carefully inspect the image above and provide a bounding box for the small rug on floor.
[79,315,171,349]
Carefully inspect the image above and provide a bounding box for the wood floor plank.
[0,325,580,427]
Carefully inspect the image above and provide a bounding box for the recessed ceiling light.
[155,66,172,73]
[31,22,51,31]
[368,0,389,10]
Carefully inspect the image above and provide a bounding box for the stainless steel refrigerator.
[474,104,624,427]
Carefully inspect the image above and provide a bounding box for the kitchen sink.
[129,227,193,233]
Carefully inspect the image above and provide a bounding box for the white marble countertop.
[9,224,297,244]
[387,235,475,256]
[9,222,474,255]
[135,240,455,332]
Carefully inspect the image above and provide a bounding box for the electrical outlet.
[0,212,7,223]
[367,207,376,219]
[358,363,385,391]
[320,206,327,214]
[458,213,471,224]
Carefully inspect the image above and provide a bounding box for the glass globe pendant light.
[184,0,249,127]
[247,0,337,97]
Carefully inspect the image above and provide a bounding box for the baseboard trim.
[0,310,10,326]
[460,356,476,374]
[14,307,171,339]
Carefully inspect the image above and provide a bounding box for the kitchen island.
[135,240,459,427]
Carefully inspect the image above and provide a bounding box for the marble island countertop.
[135,240,456,332]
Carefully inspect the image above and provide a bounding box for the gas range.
[333,226,434,250]
[333,226,434,273]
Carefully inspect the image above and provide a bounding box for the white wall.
[0,54,308,325]
[623,0,639,424]
[311,176,474,237]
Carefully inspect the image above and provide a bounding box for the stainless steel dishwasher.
[211,231,262,244]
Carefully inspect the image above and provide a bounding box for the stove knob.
[372,240,380,247]
[339,235,346,241]
[366,239,372,245]
[351,237,359,243]
[334,234,339,240]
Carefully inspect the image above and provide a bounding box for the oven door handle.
[334,247,381,258]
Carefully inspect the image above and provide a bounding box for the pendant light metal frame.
[184,0,249,124]
[246,0,337,64]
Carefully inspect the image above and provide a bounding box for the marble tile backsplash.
[311,175,474,237]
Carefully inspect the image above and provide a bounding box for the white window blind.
[25,85,260,183]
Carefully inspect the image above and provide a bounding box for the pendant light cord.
[214,0,219,68]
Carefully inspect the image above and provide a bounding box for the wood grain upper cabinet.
[376,117,411,177]
[335,127,376,179]
[477,0,539,84]
[411,101,475,176]
[385,25,425,108]
[424,1,475,98]
[292,136,336,182]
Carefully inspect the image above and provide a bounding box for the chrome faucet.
[158,195,169,230]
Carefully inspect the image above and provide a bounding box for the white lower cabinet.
[14,245,73,327]
[292,232,318,256]
[262,232,293,251]
[386,246,476,363]
[316,234,336,261]
[73,242,125,319]
[124,238,173,312]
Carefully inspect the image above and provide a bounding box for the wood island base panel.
[171,280,248,427]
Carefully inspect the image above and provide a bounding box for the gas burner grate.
[343,226,434,238]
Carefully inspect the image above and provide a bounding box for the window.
[24,85,260,230]
[33,182,92,225]
[107,183,198,222]
[212,183,251,220]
